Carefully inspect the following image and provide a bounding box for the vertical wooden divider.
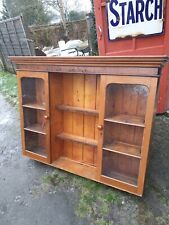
[94,76,100,166]
[63,74,73,159]
[72,74,84,162]
[50,73,63,162]
[83,75,97,166]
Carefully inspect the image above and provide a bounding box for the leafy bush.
[0,71,18,106]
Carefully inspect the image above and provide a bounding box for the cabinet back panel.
[63,74,73,159]
[105,84,149,118]
[72,74,84,161]
[83,75,97,165]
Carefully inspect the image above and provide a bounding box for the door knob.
[97,125,103,130]
[44,115,49,119]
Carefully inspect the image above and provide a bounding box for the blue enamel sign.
[107,0,165,40]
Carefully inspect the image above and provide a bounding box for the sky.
[0,0,2,12]
[0,0,92,17]
[75,0,92,12]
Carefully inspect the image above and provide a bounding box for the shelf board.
[26,147,47,158]
[102,171,138,186]
[56,105,99,115]
[22,103,46,110]
[24,124,46,135]
[104,114,145,127]
[52,157,97,180]
[103,141,141,159]
[56,133,97,147]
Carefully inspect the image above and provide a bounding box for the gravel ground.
[0,93,169,225]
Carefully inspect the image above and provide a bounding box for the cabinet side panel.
[17,73,26,156]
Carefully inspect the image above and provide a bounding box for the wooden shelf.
[56,133,97,147]
[103,141,141,159]
[52,157,97,180]
[24,124,46,135]
[104,114,145,127]
[102,171,138,186]
[26,147,47,158]
[56,105,99,115]
[22,103,46,110]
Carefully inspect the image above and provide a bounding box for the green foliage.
[67,10,86,22]
[0,0,10,20]
[42,170,121,225]
[89,0,98,55]
[0,71,18,106]
[75,180,120,224]
[1,0,50,26]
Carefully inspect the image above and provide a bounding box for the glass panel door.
[19,74,50,163]
[101,82,149,186]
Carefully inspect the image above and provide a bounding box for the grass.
[0,71,18,106]
[42,170,122,225]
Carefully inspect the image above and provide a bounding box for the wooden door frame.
[97,75,158,196]
[17,71,51,164]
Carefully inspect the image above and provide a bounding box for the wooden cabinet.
[11,56,168,196]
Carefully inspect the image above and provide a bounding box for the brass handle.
[44,115,49,119]
[97,125,103,130]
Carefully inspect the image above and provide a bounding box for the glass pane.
[105,84,148,120]
[21,78,46,108]
[102,151,139,186]
[103,122,143,147]
[23,108,46,135]
[25,131,47,157]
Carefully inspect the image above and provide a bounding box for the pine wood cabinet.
[11,56,168,196]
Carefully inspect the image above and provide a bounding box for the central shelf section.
[104,114,145,127]
[51,73,100,167]
[56,133,98,147]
